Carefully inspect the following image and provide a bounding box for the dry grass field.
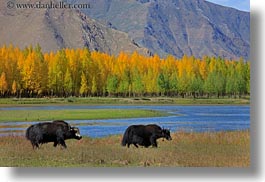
[0,130,250,167]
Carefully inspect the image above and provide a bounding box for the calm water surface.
[0,105,250,138]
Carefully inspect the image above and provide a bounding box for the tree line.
[0,44,250,98]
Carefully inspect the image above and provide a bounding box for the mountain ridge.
[76,0,250,60]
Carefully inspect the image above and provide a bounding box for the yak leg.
[132,135,143,148]
[35,143,40,149]
[30,141,35,149]
[57,136,67,149]
[59,139,67,149]
[32,135,42,149]
[30,140,40,149]
[32,142,39,149]
[150,136,158,147]
[53,141,58,147]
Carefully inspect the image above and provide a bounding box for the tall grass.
[0,131,249,167]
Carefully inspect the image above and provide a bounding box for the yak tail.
[25,125,33,140]
[121,134,127,146]
[121,128,130,146]
[25,127,30,140]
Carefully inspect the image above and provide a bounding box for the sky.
[206,0,250,11]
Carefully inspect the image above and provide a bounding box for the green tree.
[169,72,178,96]
[177,70,189,97]
[189,76,203,98]
[106,75,118,97]
[64,68,73,97]
[157,73,170,96]
[235,59,248,97]
[245,62,250,94]
[132,70,144,97]
[204,71,225,98]
[91,76,97,96]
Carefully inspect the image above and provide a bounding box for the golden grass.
[0,131,250,167]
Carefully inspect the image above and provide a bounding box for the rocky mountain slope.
[0,0,149,55]
[75,0,250,60]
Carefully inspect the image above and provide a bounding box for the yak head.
[161,128,172,141]
[69,126,82,140]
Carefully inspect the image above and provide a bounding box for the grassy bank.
[0,130,250,167]
[0,97,250,106]
[0,109,167,122]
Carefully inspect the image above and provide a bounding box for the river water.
[0,105,250,138]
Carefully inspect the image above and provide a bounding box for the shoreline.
[0,97,250,107]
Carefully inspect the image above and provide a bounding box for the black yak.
[26,120,82,149]
[121,124,172,148]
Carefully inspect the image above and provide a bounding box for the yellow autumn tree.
[0,72,8,96]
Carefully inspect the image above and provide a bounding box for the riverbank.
[0,109,168,122]
[0,130,250,167]
[0,97,250,106]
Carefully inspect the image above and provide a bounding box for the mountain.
[0,0,149,55]
[74,0,250,60]
[0,0,250,60]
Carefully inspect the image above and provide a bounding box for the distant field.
[0,109,167,122]
[0,97,250,106]
[0,131,250,167]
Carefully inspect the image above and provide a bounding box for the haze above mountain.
[72,0,250,60]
